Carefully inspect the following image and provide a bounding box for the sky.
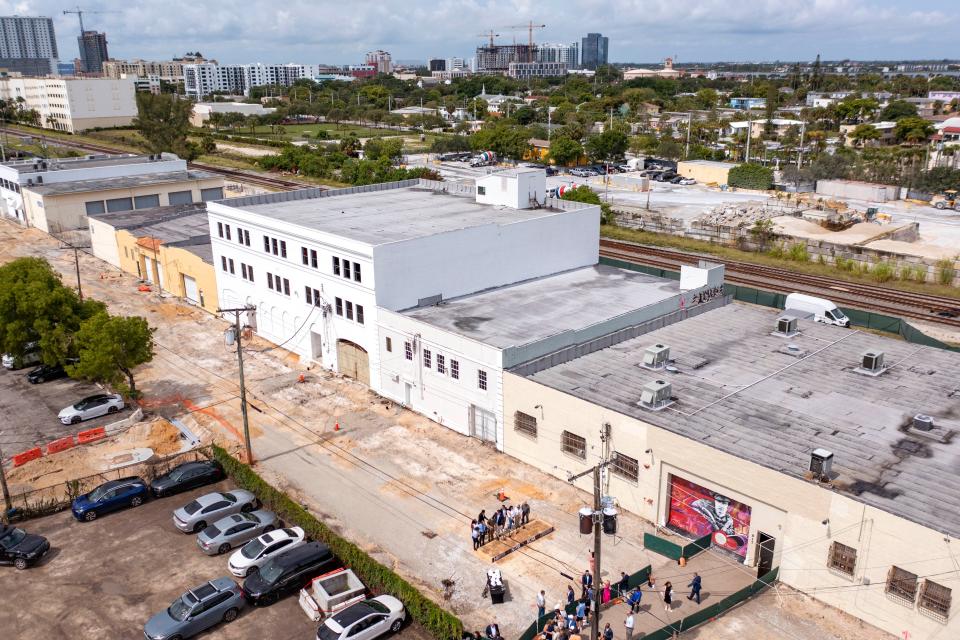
[3,0,957,66]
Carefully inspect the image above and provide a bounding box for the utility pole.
[73,246,83,302]
[798,121,806,168]
[685,112,692,160]
[219,306,255,464]
[745,117,753,164]
[0,445,12,523]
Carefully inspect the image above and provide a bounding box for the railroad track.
[600,238,960,329]
[0,127,310,192]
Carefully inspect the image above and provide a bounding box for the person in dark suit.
[485,620,502,639]
[688,572,702,604]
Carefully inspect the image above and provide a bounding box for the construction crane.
[502,22,546,62]
[62,6,115,35]
[476,30,499,47]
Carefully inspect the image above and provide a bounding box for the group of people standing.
[471,503,530,550]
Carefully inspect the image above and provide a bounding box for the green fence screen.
[682,533,713,560]
[643,532,683,560]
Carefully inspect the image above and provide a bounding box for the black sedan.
[0,524,50,570]
[27,364,66,384]
[150,460,225,498]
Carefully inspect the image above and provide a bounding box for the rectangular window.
[200,187,224,201]
[242,229,250,246]
[134,194,160,209]
[827,542,857,577]
[305,286,312,305]
[333,257,341,276]
[283,278,290,295]
[241,263,247,279]
[886,566,919,605]
[105,197,133,212]
[404,341,413,361]
[478,185,486,195]
[271,238,278,255]
[345,301,353,320]
[437,354,446,374]
[224,225,231,241]
[514,411,537,438]
[217,222,224,238]
[228,258,235,275]
[450,359,459,380]
[356,304,364,325]
[237,227,244,244]
[561,430,586,459]
[310,250,318,268]
[353,262,361,282]
[168,190,193,205]
[302,247,309,265]
[919,580,952,622]
[423,349,432,368]
[335,297,343,316]
[343,260,351,279]
[611,452,639,482]
[85,200,106,215]
[385,337,393,352]
[267,272,274,290]
[478,369,488,391]
[221,256,227,271]
[264,236,270,252]
[280,240,287,258]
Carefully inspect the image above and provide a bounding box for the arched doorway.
[337,340,369,386]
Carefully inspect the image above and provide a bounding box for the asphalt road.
[0,366,133,456]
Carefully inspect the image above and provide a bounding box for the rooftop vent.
[638,379,673,411]
[810,448,833,482]
[641,344,670,370]
[779,343,807,358]
[913,414,934,432]
[774,316,798,337]
[855,350,886,377]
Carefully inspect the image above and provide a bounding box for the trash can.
[490,583,505,604]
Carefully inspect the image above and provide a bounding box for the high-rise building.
[0,16,58,75]
[448,57,466,70]
[364,50,392,75]
[429,58,446,72]
[537,42,578,68]
[580,32,608,70]
[78,30,108,74]
[475,44,535,73]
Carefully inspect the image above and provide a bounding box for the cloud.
[0,0,952,64]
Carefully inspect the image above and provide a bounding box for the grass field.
[602,225,960,300]
[215,123,408,141]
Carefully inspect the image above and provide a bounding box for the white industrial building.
[0,76,137,132]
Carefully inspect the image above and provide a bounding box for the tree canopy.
[132,93,197,159]
[67,312,155,396]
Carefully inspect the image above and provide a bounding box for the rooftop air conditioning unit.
[856,350,886,376]
[913,414,934,432]
[776,316,798,336]
[810,448,833,481]
[639,380,673,411]
[642,344,670,370]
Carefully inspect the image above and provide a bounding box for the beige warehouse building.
[676,160,740,185]
[0,76,137,133]
[503,302,960,639]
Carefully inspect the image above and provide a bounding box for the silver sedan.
[173,489,258,534]
[196,510,280,556]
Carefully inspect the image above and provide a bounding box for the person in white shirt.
[624,612,635,640]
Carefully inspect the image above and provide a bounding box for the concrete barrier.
[77,426,106,444]
[104,407,144,436]
[46,436,76,455]
[12,447,42,467]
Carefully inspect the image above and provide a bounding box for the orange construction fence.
[77,426,106,444]
[46,436,76,455]
[12,447,42,467]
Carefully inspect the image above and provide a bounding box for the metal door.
[182,274,199,304]
[757,532,775,577]
[470,405,497,443]
[143,255,154,283]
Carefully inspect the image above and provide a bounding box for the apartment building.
[0,75,136,133]
[183,63,322,98]
[0,15,58,75]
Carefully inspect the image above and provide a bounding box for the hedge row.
[211,445,463,639]
[728,162,774,190]
[201,132,291,149]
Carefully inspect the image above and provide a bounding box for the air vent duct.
[810,448,834,482]
[855,350,886,376]
[775,316,798,337]
[642,344,670,370]
[913,414,934,432]
[638,380,673,411]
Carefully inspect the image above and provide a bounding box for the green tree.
[548,136,583,166]
[469,123,530,160]
[880,100,918,121]
[585,129,629,162]
[363,137,403,162]
[894,117,935,144]
[132,93,194,158]
[655,140,683,160]
[728,163,774,190]
[560,185,613,224]
[849,123,881,147]
[339,133,361,154]
[67,312,155,397]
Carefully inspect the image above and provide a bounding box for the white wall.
[476,171,546,209]
[0,156,185,187]
[373,207,599,311]
[88,217,121,267]
[377,309,504,444]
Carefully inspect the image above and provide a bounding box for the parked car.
[71,476,148,522]
[150,460,224,498]
[57,393,124,425]
[545,166,559,176]
[655,172,678,182]
[229,526,307,577]
[0,524,50,570]
[569,168,591,177]
[316,596,406,640]
[670,174,685,184]
[2,342,41,370]
[617,164,632,172]
[197,510,280,556]
[27,363,66,384]
[143,576,246,640]
[242,541,340,606]
[173,489,258,534]
[679,178,697,185]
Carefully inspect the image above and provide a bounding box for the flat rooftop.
[88,203,207,230]
[3,154,177,172]
[528,303,960,538]
[90,204,212,264]
[403,265,679,349]
[230,181,585,246]
[27,170,220,196]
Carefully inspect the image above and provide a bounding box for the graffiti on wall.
[668,475,752,557]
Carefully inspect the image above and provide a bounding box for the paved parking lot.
[0,479,430,640]
[0,366,134,454]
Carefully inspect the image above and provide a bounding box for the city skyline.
[0,0,954,67]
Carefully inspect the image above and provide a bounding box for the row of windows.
[86,188,215,217]
[264,235,287,258]
[423,348,459,380]
[333,257,362,283]
[240,263,254,282]
[334,297,365,324]
[0,178,20,193]
[266,272,290,296]
[301,247,318,269]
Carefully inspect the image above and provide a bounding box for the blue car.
[71,476,148,522]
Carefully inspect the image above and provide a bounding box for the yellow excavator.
[931,189,959,210]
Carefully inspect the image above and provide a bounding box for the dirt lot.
[0,480,430,640]
[0,365,134,454]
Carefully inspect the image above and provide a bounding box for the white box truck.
[784,293,850,327]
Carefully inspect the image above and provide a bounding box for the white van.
[784,293,850,327]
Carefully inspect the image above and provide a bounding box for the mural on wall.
[668,475,751,557]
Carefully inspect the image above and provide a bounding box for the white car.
[679,178,696,185]
[316,595,405,640]
[58,393,124,425]
[228,526,306,577]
